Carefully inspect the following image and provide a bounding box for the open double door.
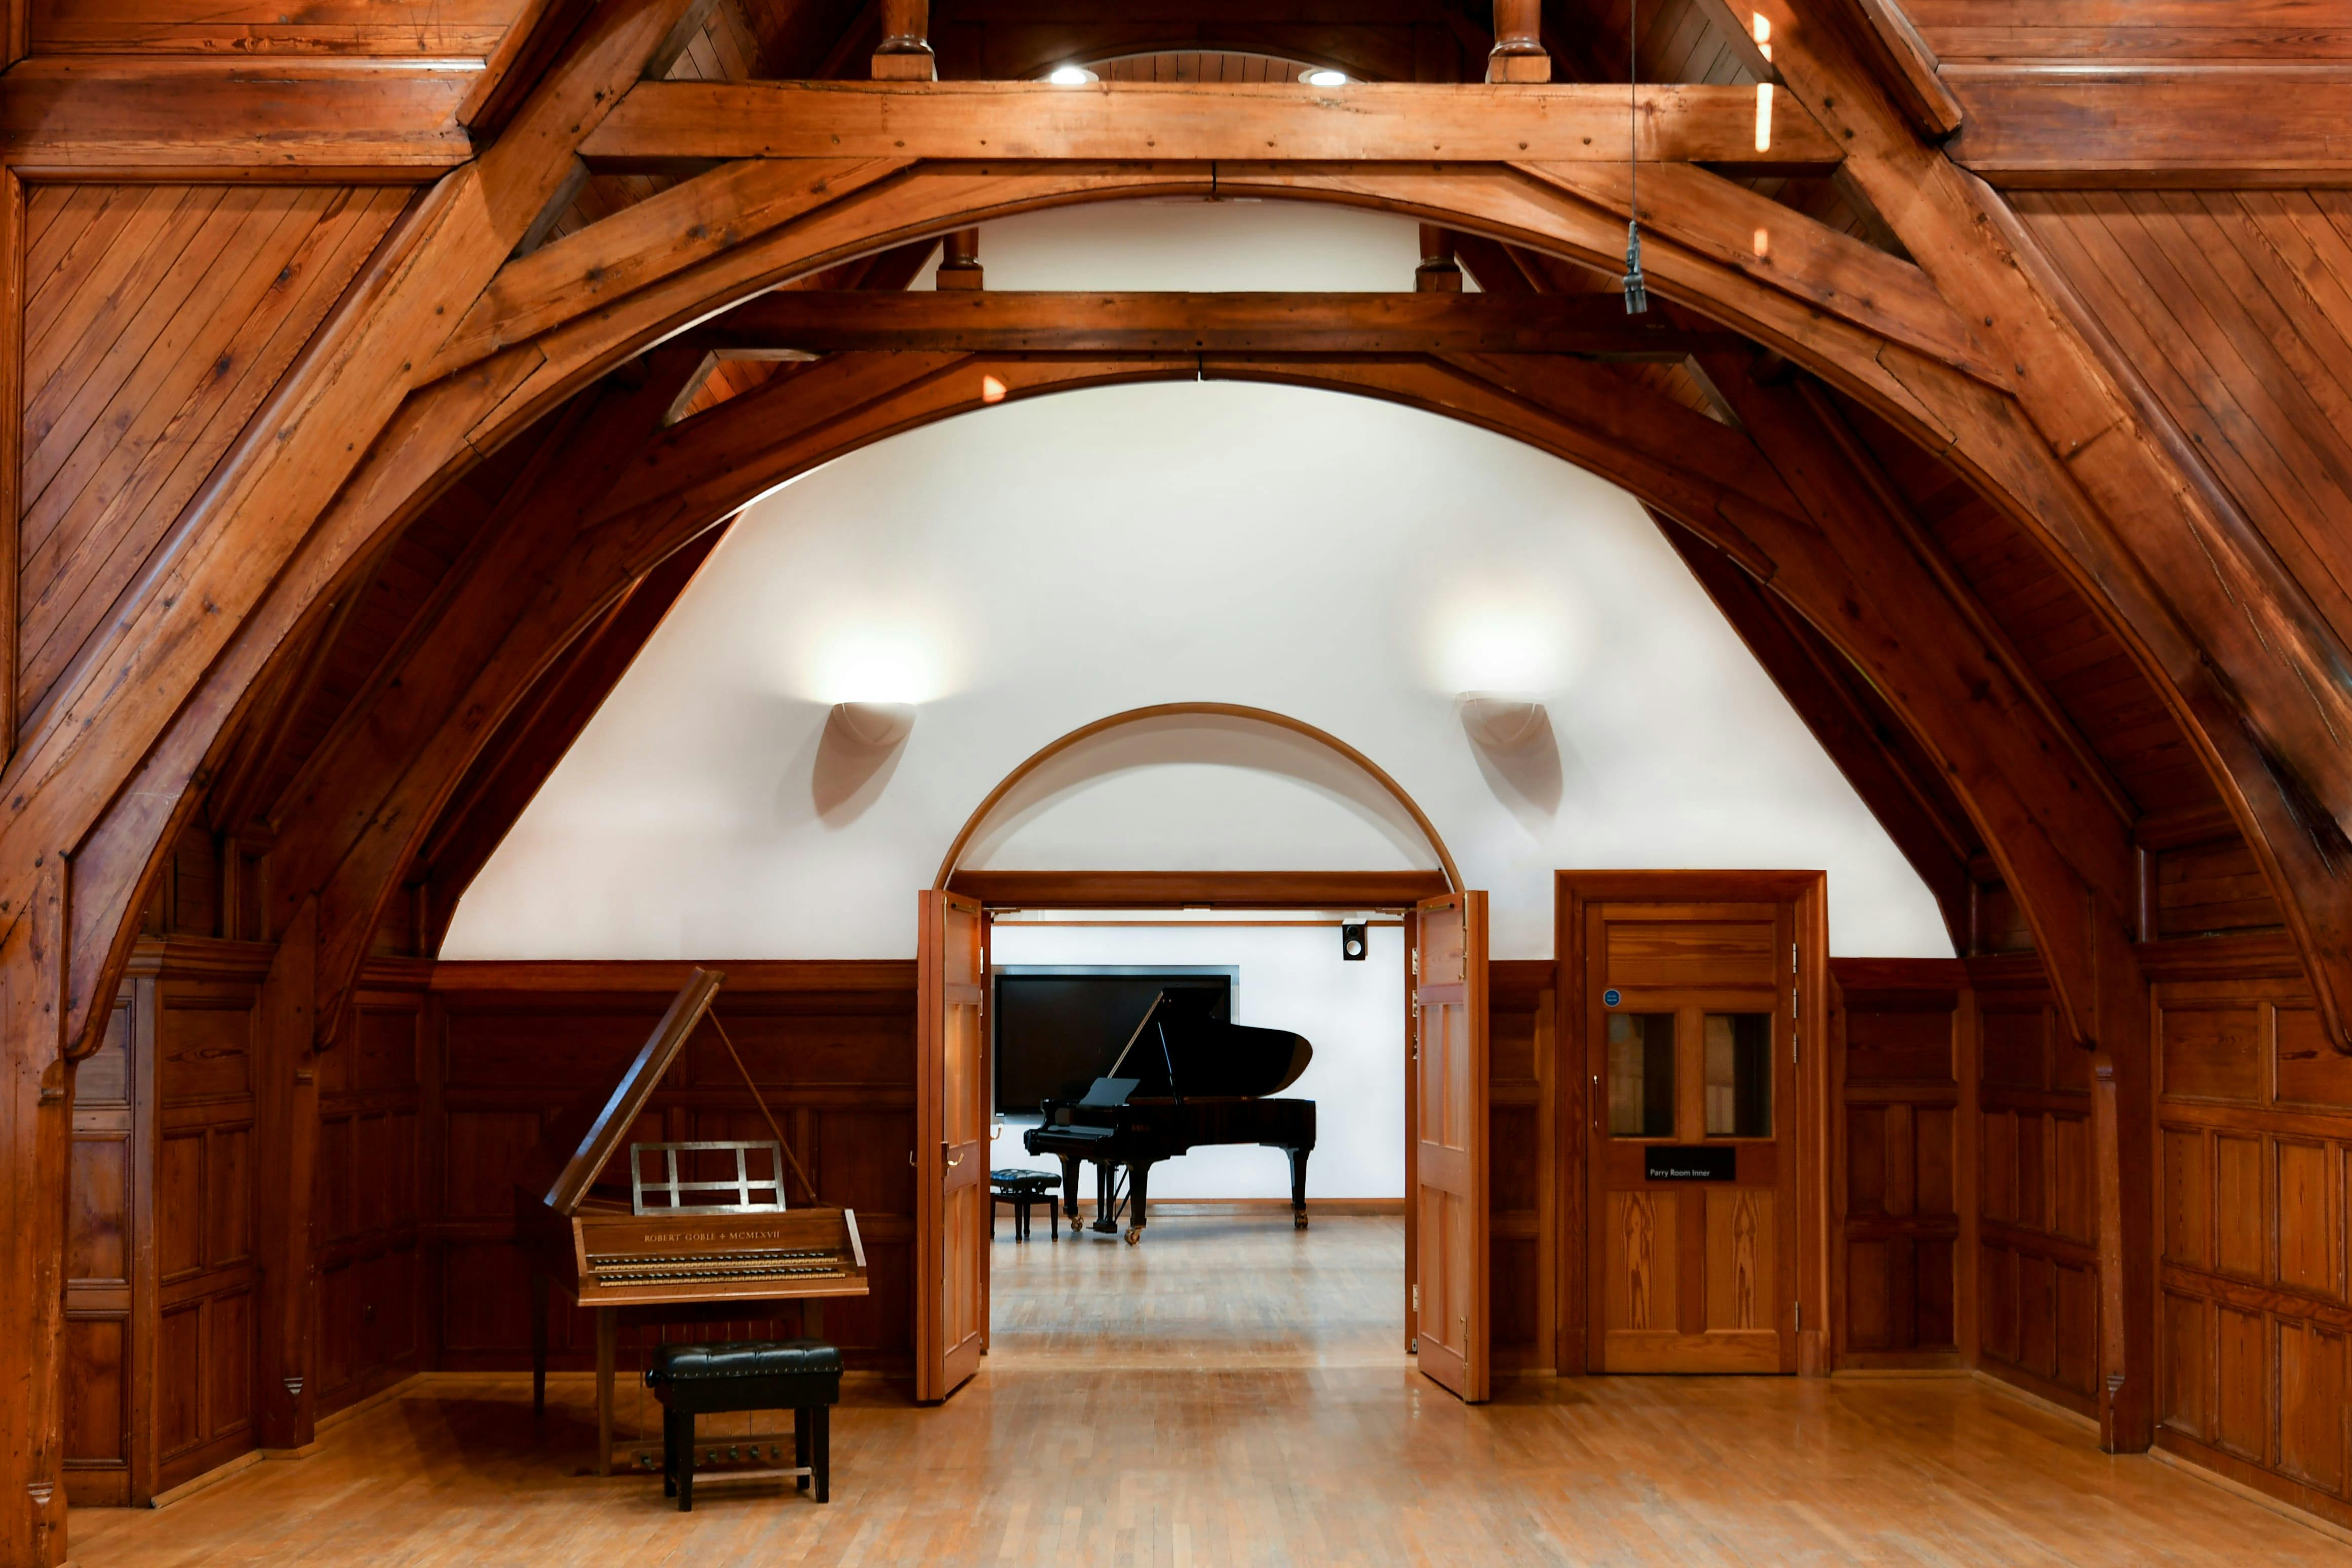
[914,886,1498,1404]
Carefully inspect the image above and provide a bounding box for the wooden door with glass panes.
[1586,897,1798,1373]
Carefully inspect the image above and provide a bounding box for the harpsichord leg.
[530,1271,549,1416]
[594,1309,616,1476]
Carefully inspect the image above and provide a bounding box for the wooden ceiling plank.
[577,79,1842,168]
[679,288,1743,355]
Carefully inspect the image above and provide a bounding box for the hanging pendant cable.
[1623,0,1650,313]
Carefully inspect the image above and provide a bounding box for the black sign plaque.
[1644,1146,1737,1182]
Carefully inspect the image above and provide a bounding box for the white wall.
[984,917,1404,1199]
[446,200,1954,964]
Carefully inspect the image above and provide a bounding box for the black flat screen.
[992,969,1233,1115]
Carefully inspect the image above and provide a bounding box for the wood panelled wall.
[1970,957,2102,1416]
[1832,959,1966,1368]
[2148,942,2352,1528]
[1830,937,2352,1531]
[14,184,406,739]
[429,962,918,1378]
[1488,960,1556,1376]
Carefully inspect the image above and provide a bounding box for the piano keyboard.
[586,1247,849,1287]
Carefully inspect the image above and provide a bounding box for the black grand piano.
[1023,988,1316,1244]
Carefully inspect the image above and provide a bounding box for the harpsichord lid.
[519,967,726,1214]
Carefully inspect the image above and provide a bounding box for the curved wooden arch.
[27,150,2352,1071]
[928,701,1467,895]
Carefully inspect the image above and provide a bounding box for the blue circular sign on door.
[1603,988,1621,1007]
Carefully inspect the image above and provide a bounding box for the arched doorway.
[908,702,1492,1401]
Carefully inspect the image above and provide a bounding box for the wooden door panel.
[1703,1188,1775,1331]
[1413,892,1488,1402]
[918,890,987,1402]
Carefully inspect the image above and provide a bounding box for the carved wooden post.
[873,0,936,80]
[1416,225,1463,292]
[2,859,71,1566]
[255,899,321,1453]
[2091,1028,2158,1452]
[936,229,983,290]
[1488,0,1551,82]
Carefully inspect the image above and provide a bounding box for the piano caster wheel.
[1124,1227,1142,1245]
[1295,1213,1309,1230]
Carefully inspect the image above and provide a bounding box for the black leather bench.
[644,1339,842,1509]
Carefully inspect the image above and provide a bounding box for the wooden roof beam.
[1942,66,2352,188]
[679,289,1740,357]
[577,80,1844,172]
[0,58,478,179]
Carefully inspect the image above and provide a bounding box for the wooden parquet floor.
[75,1217,2349,1565]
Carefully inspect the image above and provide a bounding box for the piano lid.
[519,967,726,1215]
[1115,988,1312,1101]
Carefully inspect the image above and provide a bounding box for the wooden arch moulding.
[31,145,2350,1070]
[928,701,1467,896]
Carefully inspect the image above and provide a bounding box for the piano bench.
[645,1339,841,1509]
[991,1170,1061,1241]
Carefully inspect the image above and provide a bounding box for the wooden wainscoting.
[63,981,150,1505]
[148,943,270,1492]
[313,971,429,1420]
[1488,960,1556,1377]
[426,961,919,1378]
[1832,958,1969,1369]
[2142,937,2352,1531]
[1966,955,2101,1417]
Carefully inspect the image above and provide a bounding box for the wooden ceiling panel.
[14,184,407,743]
[2014,189,2352,657]
[1833,392,2222,820]
[1091,51,1321,84]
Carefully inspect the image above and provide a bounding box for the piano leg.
[1092,1158,1118,1233]
[529,1271,548,1417]
[1288,1146,1311,1230]
[1126,1160,1152,1244]
[1059,1155,1079,1224]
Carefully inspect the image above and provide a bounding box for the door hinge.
[1410,949,1420,978]
[1791,942,1798,974]
[1794,1302,1802,1331]
[1412,1283,1420,1313]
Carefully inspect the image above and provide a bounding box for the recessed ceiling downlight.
[1047,64,1097,85]
[1301,67,1350,87]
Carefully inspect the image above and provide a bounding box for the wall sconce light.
[1341,922,1368,961]
[1457,692,1547,749]
[829,700,918,748]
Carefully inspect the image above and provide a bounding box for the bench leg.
[661,1408,679,1498]
[814,1403,831,1504]
[676,1410,695,1511]
[795,1405,810,1492]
